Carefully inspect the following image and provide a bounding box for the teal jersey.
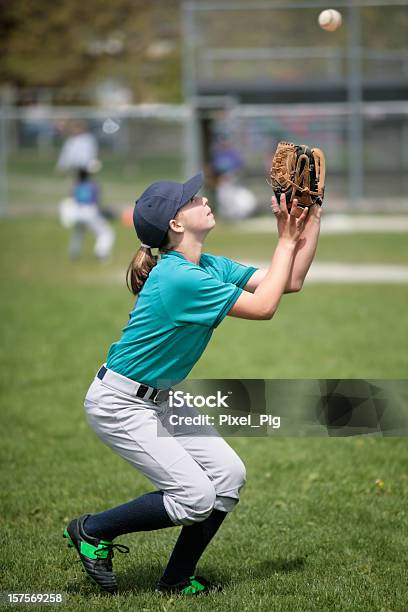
[106,251,257,388]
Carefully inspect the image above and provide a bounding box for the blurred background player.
[59,165,115,260]
[56,120,115,260]
[56,120,99,174]
[210,135,258,221]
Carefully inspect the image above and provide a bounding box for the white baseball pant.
[69,205,114,259]
[84,367,246,526]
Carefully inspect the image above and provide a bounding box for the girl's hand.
[271,194,309,244]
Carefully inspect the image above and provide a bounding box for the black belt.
[97,365,169,403]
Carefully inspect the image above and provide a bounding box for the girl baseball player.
[63,172,321,595]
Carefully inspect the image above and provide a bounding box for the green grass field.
[1,217,408,611]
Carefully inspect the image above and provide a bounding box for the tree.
[0,0,182,103]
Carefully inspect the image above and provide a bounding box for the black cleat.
[155,575,223,595]
[63,514,129,594]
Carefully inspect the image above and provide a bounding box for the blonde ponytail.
[126,245,158,295]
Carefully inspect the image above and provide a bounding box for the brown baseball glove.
[269,142,326,216]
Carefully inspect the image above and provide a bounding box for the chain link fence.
[0,105,188,216]
[1,100,407,216]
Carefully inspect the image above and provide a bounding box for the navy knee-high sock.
[83,491,175,540]
[160,509,228,585]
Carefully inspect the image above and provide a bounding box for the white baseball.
[318,9,342,32]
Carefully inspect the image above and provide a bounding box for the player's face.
[176,195,216,233]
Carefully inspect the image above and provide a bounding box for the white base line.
[242,261,408,284]
[239,215,408,234]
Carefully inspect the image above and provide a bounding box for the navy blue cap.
[133,172,204,248]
